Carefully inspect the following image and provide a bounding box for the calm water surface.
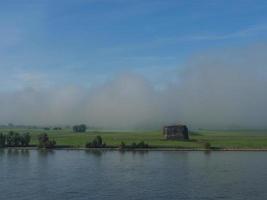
[0,149,267,200]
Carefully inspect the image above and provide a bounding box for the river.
[0,149,266,200]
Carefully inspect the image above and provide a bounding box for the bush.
[38,133,56,148]
[136,141,149,148]
[0,133,6,147]
[128,141,149,149]
[86,136,106,148]
[130,142,137,148]
[119,141,126,149]
[204,142,211,149]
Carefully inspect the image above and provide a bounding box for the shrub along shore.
[1,128,267,150]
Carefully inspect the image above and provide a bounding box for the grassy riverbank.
[1,128,267,149]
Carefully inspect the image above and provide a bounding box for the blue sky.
[1,0,267,90]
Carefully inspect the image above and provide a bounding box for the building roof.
[163,124,187,128]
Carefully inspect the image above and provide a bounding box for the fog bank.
[1,45,267,129]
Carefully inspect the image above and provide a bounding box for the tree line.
[0,131,150,149]
[85,136,149,149]
[73,124,87,132]
[0,131,31,147]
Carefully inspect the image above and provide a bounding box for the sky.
[0,0,267,129]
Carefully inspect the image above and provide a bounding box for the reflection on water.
[118,149,149,155]
[85,149,104,156]
[0,148,4,155]
[0,149,267,200]
[4,149,30,157]
[37,149,55,156]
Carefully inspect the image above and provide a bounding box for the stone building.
[163,125,189,140]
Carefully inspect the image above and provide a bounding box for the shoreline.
[2,147,267,151]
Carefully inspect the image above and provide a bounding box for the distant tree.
[73,126,77,132]
[0,133,6,147]
[73,124,87,132]
[8,123,14,127]
[38,133,56,148]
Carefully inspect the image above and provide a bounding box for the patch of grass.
[1,128,267,149]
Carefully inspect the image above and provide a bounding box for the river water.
[0,149,267,200]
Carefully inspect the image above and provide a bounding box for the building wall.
[163,125,189,140]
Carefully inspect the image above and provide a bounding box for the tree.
[86,136,106,148]
[20,133,31,147]
[38,133,56,148]
[6,131,20,147]
[73,124,87,132]
[119,141,126,149]
[0,133,6,147]
[204,142,211,149]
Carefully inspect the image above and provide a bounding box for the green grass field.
[1,128,267,149]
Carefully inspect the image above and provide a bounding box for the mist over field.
[0,45,267,129]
